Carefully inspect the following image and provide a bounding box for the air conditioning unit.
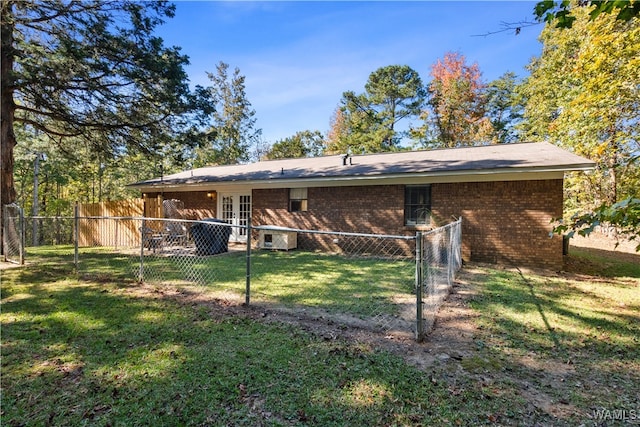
[258,227,297,250]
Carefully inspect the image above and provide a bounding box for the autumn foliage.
[427,52,492,148]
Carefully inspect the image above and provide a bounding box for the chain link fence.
[251,225,418,336]
[417,218,463,339]
[3,204,25,265]
[7,209,462,341]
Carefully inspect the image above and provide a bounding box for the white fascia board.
[134,167,581,193]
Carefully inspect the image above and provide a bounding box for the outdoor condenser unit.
[258,227,297,250]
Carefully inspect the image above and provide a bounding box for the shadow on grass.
[464,248,640,422]
[2,260,510,426]
[122,249,416,319]
[17,246,419,335]
[471,268,639,355]
[565,246,640,278]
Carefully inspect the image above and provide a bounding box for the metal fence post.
[458,218,463,270]
[74,204,79,270]
[415,231,424,342]
[18,206,25,265]
[114,217,119,251]
[448,224,454,286]
[139,218,145,283]
[245,216,252,305]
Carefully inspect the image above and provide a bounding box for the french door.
[220,193,251,242]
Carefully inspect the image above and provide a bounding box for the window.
[404,185,431,225]
[289,188,308,212]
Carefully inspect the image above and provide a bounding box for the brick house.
[130,142,594,269]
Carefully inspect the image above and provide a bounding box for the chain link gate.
[416,218,463,341]
[3,204,25,265]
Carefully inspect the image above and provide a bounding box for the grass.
[464,246,640,423]
[1,261,490,426]
[249,251,414,316]
[58,246,416,319]
[2,244,639,425]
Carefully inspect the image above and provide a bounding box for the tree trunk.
[1,2,17,254]
[608,127,619,206]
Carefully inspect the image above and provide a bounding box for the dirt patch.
[121,234,637,425]
[0,261,24,270]
[128,277,478,370]
[131,272,572,423]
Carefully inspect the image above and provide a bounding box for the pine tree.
[194,62,261,166]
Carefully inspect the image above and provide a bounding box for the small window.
[289,188,308,212]
[405,185,431,225]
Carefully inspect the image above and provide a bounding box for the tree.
[553,197,640,251]
[193,62,261,166]
[333,65,426,154]
[265,130,325,160]
[522,5,640,248]
[423,52,492,148]
[484,0,640,36]
[1,1,208,246]
[485,72,524,144]
[248,136,271,163]
[520,6,639,209]
[535,0,640,28]
[13,121,166,217]
[325,107,350,154]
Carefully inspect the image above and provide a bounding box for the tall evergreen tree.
[1,1,209,244]
[334,65,426,154]
[486,72,524,144]
[194,62,261,166]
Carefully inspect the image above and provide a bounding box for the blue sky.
[158,1,543,144]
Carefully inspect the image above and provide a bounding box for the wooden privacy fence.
[76,196,172,247]
[143,195,164,218]
[79,199,144,218]
[78,199,147,247]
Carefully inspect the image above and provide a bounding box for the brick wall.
[253,186,405,234]
[431,180,564,270]
[252,179,565,269]
[144,191,217,219]
[252,186,413,254]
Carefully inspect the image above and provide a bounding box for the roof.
[130,142,595,190]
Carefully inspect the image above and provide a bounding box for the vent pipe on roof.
[342,153,352,166]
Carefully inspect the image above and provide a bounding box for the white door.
[220,193,251,242]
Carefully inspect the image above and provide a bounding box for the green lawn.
[1,260,462,426]
[79,247,417,319]
[2,244,638,426]
[463,246,640,424]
